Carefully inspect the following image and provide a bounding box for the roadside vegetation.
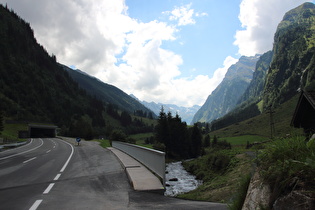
[177,137,253,203]
[176,133,315,209]
[0,122,28,143]
[173,96,313,208]
[97,139,111,148]
[256,136,315,208]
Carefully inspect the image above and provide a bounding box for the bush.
[207,152,231,172]
[257,136,315,206]
[153,142,165,152]
[110,129,127,142]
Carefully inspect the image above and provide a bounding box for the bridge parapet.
[112,141,165,186]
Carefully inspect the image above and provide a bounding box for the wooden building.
[291,91,315,134]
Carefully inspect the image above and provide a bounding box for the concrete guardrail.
[112,141,165,186]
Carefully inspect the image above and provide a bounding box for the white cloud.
[1,0,230,107]
[169,3,195,26]
[164,3,207,26]
[234,0,312,56]
[128,56,238,107]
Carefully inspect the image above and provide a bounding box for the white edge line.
[59,140,74,173]
[1,139,33,154]
[43,183,55,194]
[54,173,61,181]
[0,139,43,161]
[23,157,37,164]
[29,199,42,210]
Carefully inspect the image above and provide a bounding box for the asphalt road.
[0,138,74,210]
[0,138,227,210]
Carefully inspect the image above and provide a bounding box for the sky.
[1,0,314,107]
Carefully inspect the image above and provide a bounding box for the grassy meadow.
[1,123,28,142]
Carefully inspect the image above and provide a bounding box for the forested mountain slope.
[0,5,105,128]
[62,65,154,116]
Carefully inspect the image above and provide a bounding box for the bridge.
[109,141,165,194]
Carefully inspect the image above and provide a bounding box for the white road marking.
[29,199,42,210]
[59,140,74,173]
[43,183,55,194]
[28,139,75,209]
[0,139,43,160]
[23,157,37,164]
[1,139,33,154]
[54,173,61,181]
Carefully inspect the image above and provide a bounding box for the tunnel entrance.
[29,124,57,138]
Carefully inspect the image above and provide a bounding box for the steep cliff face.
[263,2,315,109]
[238,51,273,106]
[192,55,260,123]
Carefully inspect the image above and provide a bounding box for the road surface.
[0,138,227,210]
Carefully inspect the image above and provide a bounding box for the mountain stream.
[164,161,202,196]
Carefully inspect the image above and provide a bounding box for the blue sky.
[1,0,314,107]
[126,0,240,78]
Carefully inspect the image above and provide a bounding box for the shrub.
[257,136,315,206]
[207,152,231,172]
[110,129,127,142]
[228,173,251,210]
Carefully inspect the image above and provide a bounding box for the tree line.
[154,107,203,159]
[153,107,233,159]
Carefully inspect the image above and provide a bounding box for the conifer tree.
[190,124,202,157]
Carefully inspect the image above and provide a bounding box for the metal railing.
[112,141,165,186]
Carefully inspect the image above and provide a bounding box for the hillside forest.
[0,4,154,140]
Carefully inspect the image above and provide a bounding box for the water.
[164,161,202,196]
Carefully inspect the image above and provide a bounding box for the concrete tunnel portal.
[28,124,58,138]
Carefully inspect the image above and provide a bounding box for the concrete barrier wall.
[112,141,165,185]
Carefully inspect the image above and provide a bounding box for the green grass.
[221,135,268,146]
[228,173,252,210]
[130,132,154,149]
[1,123,28,142]
[178,149,252,203]
[209,94,304,138]
[97,139,111,148]
[256,136,315,207]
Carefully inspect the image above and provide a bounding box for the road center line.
[29,199,42,210]
[43,183,55,194]
[46,150,51,153]
[23,157,37,164]
[54,173,61,181]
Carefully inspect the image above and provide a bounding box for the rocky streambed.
[164,161,202,196]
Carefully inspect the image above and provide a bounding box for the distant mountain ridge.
[61,65,154,116]
[192,55,260,123]
[130,94,200,124]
